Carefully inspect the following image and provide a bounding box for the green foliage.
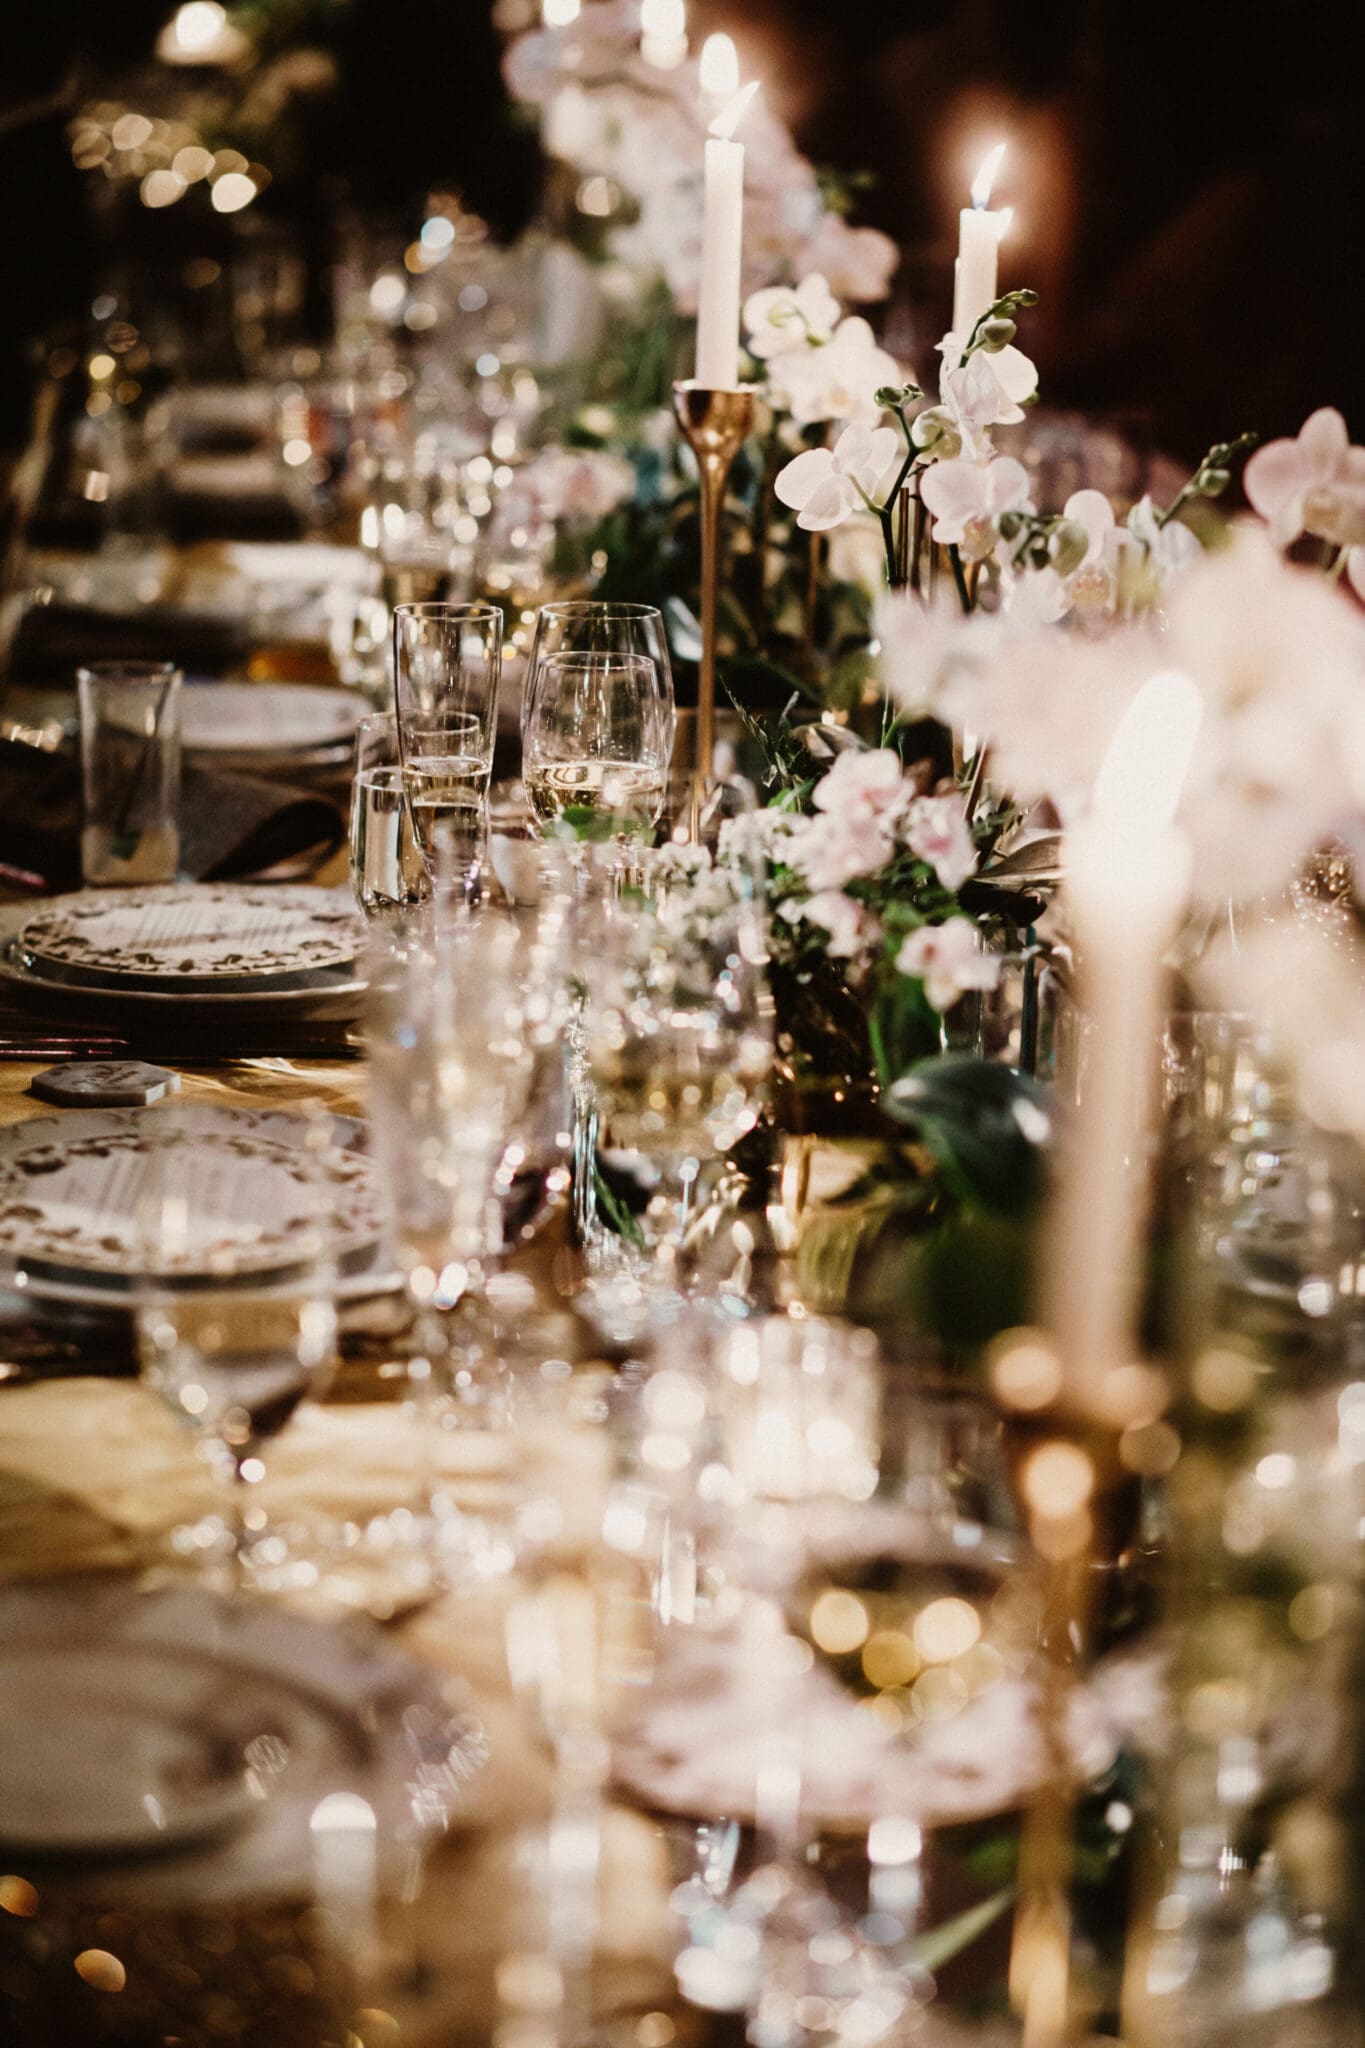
[884,1056,1053,1215]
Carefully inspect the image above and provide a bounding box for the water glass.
[392,600,502,765]
[77,661,182,886]
[521,602,675,843]
[135,1102,341,1589]
[349,714,429,922]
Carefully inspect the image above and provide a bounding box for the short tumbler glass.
[78,661,182,886]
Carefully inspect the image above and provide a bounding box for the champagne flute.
[521,602,675,844]
[135,1102,342,1590]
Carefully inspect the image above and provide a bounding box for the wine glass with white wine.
[521,602,675,844]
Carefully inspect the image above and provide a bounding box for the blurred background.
[2,0,1360,466]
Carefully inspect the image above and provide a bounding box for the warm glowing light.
[575,174,617,217]
[970,142,1007,210]
[1023,1441,1095,1519]
[111,114,154,152]
[542,0,580,24]
[173,1,226,49]
[172,145,214,182]
[867,1817,921,1866]
[74,1950,126,1993]
[698,31,739,99]
[141,169,186,209]
[709,80,760,143]
[989,1329,1062,1411]
[994,206,1014,241]
[912,1597,981,1664]
[861,1629,919,1689]
[1093,669,1204,829]
[210,171,256,213]
[641,0,687,66]
[809,1587,870,1654]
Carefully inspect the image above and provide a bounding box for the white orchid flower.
[743,273,841,359]
[937,334,1038,449]
[771,315,903,427]
[1000,565,1072,626]
[1126,494,1202,577]
[895,918,1000,1012]
[794,216,899,305]
[775,422,899,532]
[1348,547,1365,604]
[1244,407,1365,549]
[919,454,1032,562]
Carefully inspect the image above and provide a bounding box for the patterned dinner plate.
[0,1576,485,1889]
[0,1105,386,1289]
[17,885,362,993]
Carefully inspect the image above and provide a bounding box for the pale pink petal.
[1244,438,1310,534]
[1063,488,1115,562]
[832,422,874,474]
[990,344,1039,405]
[850,425,900,494]
[984,456,1031,515]
[1297,406,1350,475]
[920,459,985,529]
[775,448,833,511]
[797,475,856,531]
[1348,547,1365,604]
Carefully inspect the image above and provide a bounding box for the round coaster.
[28,1061,182,1109]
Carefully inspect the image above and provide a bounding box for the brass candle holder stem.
[672,382,756,802]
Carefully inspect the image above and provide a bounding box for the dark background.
[3,0,1361,462]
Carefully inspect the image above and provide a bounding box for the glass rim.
[533,600,664,623]
[391,601,504,625]
[77,661,182,685]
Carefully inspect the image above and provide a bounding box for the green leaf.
[884,1055,1052,1214]
[906,1887,1015,1972]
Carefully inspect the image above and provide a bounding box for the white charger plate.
[0,1105,386,1290]
[0,1577,484,1892]
[182,683,363,759]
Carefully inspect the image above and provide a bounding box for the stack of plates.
[0,884,367,1027]
[183,681,364,781]
[0,1577,485,1898]
[0,1103,394,1307]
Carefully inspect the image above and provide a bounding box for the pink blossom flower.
[895,918,1000,1012]
[783,747,905,889]
[1245,408,1365,549]
[920,454,1032,562]
[780,889,878,958]
[903,795,978,890]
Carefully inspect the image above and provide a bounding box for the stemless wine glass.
[349,714,429,923]
[135,1101,343,1590]
[393,599,503,749]
[521,602,675,843]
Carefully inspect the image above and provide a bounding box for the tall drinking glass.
[392,601,503,896]
[135,1101,342,1590]
[521,602,674,844]
[349,713,428,923]
[77,661,182,885]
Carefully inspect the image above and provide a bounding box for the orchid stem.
[948,543,972,614]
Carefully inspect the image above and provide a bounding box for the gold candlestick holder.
[672,381,756,803]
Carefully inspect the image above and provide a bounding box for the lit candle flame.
[970,142,1007,210]
[1093,670,1203,829]
[709,78,760,142]
[699,31,740,99]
